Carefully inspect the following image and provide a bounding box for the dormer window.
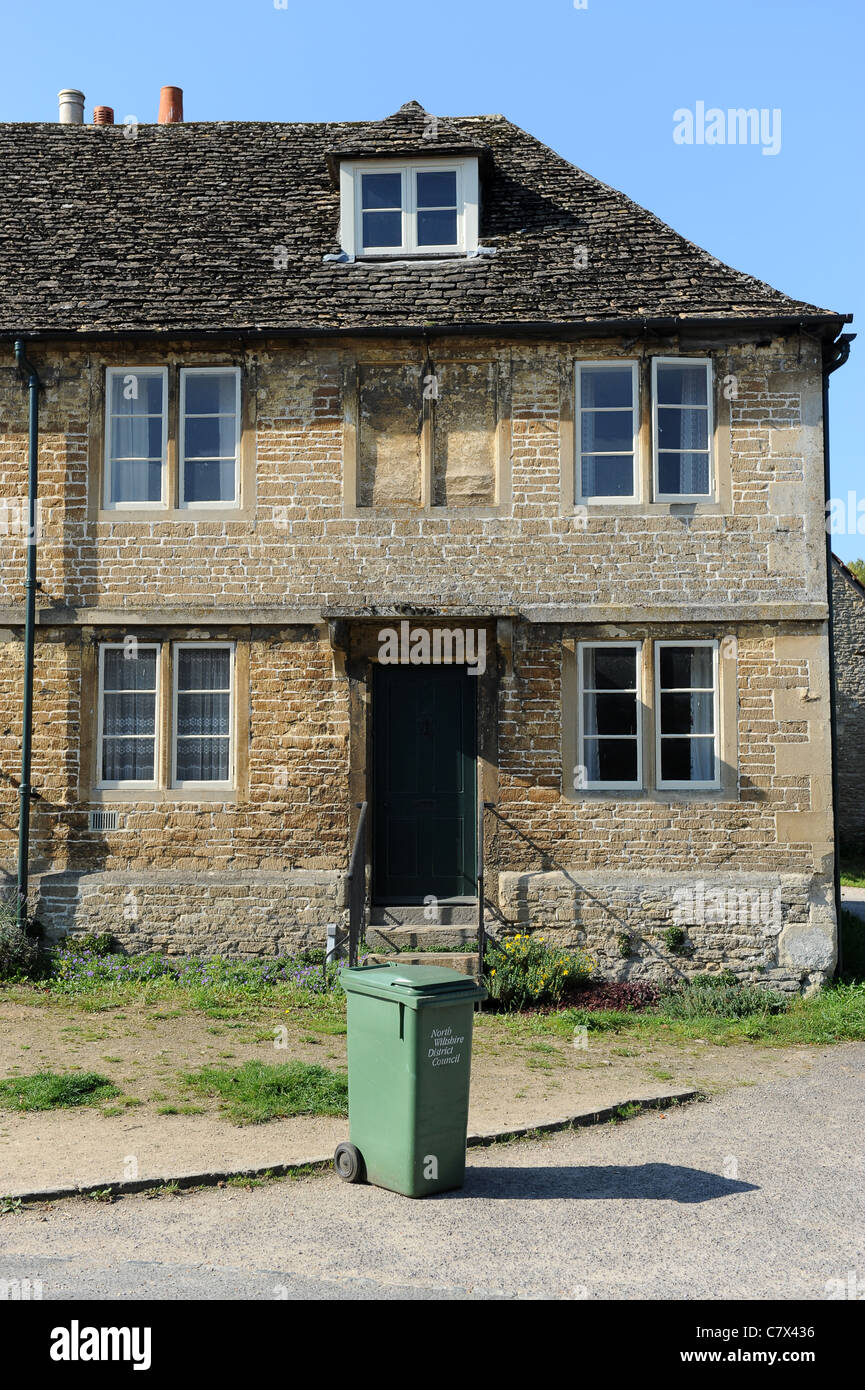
[339,157,478,258]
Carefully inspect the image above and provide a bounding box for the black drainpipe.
[823,331,854,977]
[13,341,40,930]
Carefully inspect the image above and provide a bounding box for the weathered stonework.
[31,870,345,956]
[832,558,865,853]
[0,333,839,991]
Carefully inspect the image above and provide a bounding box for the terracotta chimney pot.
[158,86,183,124]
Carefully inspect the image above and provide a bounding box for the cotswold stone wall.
[30,869,344,958]
[832,562,865,853]
[488,621,835,992]
[0,332,837,989]
[0,334,829,615]
[0,620,836,990]
[496,871,828,994]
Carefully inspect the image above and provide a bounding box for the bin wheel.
[334,1142,364,1183]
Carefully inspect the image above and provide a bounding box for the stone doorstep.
[5,1090,700,1205]
[366,923,480,951]
[364,951,480,977]
[368,903,479,928]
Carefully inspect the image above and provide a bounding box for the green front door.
[373,664,477,903]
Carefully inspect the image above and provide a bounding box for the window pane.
[174,648,231,782]
[177,691,231,737]
[175,737,230,782]
[110,373,163,416]
[584,692,637,736]
[184,372,237,415]
[103,692,156,737]
[656,363,709,406]
[586,738,638,783]
[184,414,236,460]
[363,209,402,247]
[659,645,714,690]
[111,413,163,460]
[580,367,633,409]
[184,459,236,503]
[584,647,637,691]
[361,173,402,209]
[103,648,157,692]
[660,691,714,736]
[417,208,458,245]
[580,455,634,498]
[178,647,231,691]
[102,737,155,782]
[581,412,634,453]
[661,738,715,783]
[657,452,710,495]
[657,407,708,451]
[416,171,457,207]
[110,459,163,504]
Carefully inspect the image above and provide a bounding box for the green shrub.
[483,934,596,1011]
[0,897,43,981]
[662,925,691,955]
[659,971,788,1020]
[71,931,116,957]
[616,933,632,958]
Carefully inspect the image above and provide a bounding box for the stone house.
[832,556,865,855]
[0,94,854,990]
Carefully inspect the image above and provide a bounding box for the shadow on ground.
[456,1163,757,1204]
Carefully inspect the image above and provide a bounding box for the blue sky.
[3,0,862,558]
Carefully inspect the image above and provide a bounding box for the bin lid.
[341,962,486,1004]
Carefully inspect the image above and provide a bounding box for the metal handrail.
[477,799,495,985]
[346,800,368,967]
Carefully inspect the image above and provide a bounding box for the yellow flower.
[491,969,496,975]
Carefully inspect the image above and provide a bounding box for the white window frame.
[171,641,235,790]
[96,642,161,790]
[654,639,720,791]
[577,640,643,791]
[339,157,479,258]
[575,361,640,505]
[652,356,714,502]
[103,366,168,511]
[179,367,242,510]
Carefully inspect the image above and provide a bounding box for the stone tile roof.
[0,101,846,337]
[833,555,865,599]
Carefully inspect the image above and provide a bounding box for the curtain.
[175,648,231,782]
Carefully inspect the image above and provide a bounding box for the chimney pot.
[58,89,85,125]
[158,86,183,124]
[93,106,114,126]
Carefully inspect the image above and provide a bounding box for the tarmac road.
[2,1044,863,1301]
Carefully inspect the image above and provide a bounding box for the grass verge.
[840,857,865,889]
[0,1070,120,1111]
[180,1059,349,1125]
[484,978,865,1046]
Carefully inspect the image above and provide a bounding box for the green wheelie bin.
[334,963,486,1198]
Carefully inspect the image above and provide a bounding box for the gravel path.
[1,1043,862,1300]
